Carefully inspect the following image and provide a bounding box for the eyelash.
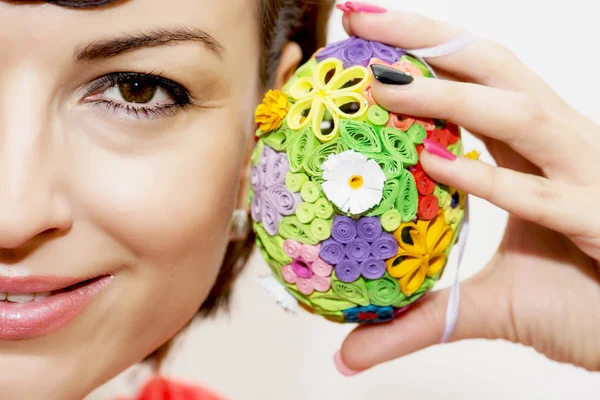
[83,72,193,120]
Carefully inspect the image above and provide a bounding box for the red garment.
[117,376,225,400]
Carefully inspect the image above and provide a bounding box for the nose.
[0,74,72,250]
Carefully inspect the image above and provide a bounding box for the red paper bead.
[427,129,449,147]
[446,123,460,144]
[413,170,436,195]
[417,195,439,220]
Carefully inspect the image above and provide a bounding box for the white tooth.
[34,292,52,302]
[0,292,6,301]
[7,293,35,303]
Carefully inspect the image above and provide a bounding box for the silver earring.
[230,209,250,241]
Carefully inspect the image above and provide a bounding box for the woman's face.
[0,0,261,396]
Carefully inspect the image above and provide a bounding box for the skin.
[337,9,600,375]
[0,0,299,398]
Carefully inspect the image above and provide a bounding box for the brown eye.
[118,79,158,103]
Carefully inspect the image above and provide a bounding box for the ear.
[272,41,303,90]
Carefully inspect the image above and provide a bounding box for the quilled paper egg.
[250,36,467,324]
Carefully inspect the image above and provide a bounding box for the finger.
[337,272,511,373]
[419,148,597,237]
[370,68,572,170]
[341,10,564,107]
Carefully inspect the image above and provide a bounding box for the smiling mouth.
[0,275,113,340]
[0,276,107,304]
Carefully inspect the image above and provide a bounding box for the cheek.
[71,111,245,291]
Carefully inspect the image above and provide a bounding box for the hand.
[335,7,600,375]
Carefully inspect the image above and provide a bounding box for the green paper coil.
[332,277,370,307]
[397,170,418,222]
[380,127,418,166]
[253,223,292,265]
[406,123,426,144]
[303,139,348,177]
[401,55,433,78]
[295,202,315,223]
[278,216,319,245]
[366,153,403,180]
[310,218,332,241]
[309,291,358,312]
[367,179,399,216]
[285,172,309,193]
[339,119,382,153]
[288,126,319,173]
[393,278,435,308]
[251,140,264,167]
[434,184,450,207]
[381,209,402,232]
[300,181,320,203]
[366,274,403,307]
[367,105,389,126]
[263,124,292,151]
[314,198,334,219]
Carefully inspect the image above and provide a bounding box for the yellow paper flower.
[443,187,466,225]
[387,212,454,296]
[255,89,290,133]
[465,150,480,160]
[286,58,370,142]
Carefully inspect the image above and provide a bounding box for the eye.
[83,72,193,119]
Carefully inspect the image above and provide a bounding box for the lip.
[0,275,112,340]
[0,274,102,293]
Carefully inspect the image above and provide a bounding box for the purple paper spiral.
[265,186,300,216]
[315,37,355,62]
[371,42,400,65]
[344,239,371,262]
[266,152,289,187]
[335,259,362,283]
[356,217,383,242]
[251,166,264,191]
[361,258,387,280]
[261,198,281,236]
[320,238,345,265]
[332,216,357,244]
[370,233,399,260]
[341,38,373,68]
[251,193,263,222]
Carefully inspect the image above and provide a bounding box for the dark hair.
[43,0,334,365]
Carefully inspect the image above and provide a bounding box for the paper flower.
[281,239,333,295]
[321,150,386,215]
[443,187,466,225]
[251,146,301,235]
[387,212,454,296]
[316,37,405,68]
[286,58,370,142]
[255,89,290,133]
[343,304,394,323]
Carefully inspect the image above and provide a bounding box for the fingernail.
[344,1,388,13]
[334,351,363,376]
[371,64,414,85]
[422,138,457,161]
[336,4,352,12]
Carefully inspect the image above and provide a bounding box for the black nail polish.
[370,64,414,85]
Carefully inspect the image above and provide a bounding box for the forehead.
[0,0,260,58]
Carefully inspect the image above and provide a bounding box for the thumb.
[335,268,514,375]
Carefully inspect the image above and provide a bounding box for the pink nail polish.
[336,4,352,12]
[422,138,457,161]
[334,351,363,376]
[344,1,388,13]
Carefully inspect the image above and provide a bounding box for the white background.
[90,0,600,398]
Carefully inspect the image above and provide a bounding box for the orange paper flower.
[387,212,454,296]
[255,89,290,133]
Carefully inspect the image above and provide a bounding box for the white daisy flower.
[321,150,386,215]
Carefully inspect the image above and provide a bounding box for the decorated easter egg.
[250,36,468,324]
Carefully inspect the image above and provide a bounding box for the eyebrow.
[74,26,225,62]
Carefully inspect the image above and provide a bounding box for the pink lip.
[0,275,100,293]
[0,276,112,340]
